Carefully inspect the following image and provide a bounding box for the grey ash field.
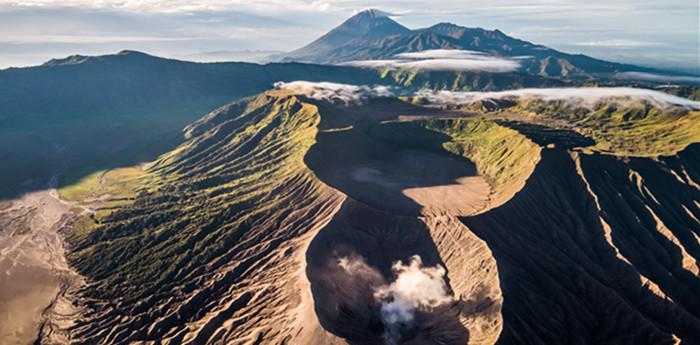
[0,8,699,345]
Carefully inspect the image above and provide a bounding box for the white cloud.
[394,49,488,60]
[1,34,196,44]
[1,0,339,14]
[572,39,663,47]
[399,58,520,73]
[400,58,520,72]
[414,87,700,110]
[338,59,399,69]
[273,81,394,104]
[341,49,521,73]
[614,72,700,84]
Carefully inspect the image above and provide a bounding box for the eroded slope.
[66,93,346,344]
[57,87,700,345]
[462,146,700,344]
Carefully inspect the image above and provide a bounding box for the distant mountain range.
[280,9,683,79]
[0,50,384,199]
[178,50,285,63]
[1,25,697,199]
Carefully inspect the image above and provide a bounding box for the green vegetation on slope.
[421,118,541,205]
[59,165,149,235]
[357,117,541,207]
[58,166,147,203]
[582,109,700,156]
[65,92,347,344]
[510,99,700,156]
[383,68,567,91]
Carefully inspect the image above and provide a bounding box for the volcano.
[23,81,695,345]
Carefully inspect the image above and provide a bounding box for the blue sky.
[0,0,698,73]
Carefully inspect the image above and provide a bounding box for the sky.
[0,0,698,73]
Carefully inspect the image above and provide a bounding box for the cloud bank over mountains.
[341,49,522,73]
[415,87,700,110]
[274,81,700,110]
[614,72,700,84]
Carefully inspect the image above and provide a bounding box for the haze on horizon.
[0,0,698,74]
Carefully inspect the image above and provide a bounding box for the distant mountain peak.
[42,54,90,66]
[42,50,164,67]
[337,8,409,37]
[117,50,150,56]
[355,8,394,18]
[114,50,164,61]
[282,8,409,63]
[430,22,462,30]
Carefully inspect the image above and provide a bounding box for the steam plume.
[335,254,454,344]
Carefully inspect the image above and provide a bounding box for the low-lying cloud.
[614,72,700,85]
[340,49,521,73]
[394,49,489,60]
[573,39,663,48]
[273,81,394,104]
[337,254,454,345]
[414,87,700,110]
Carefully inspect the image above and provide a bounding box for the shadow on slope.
[304,98,488,216]
[578,144,700,316]
[494,120,595,149]
[305,122,484,215]
[461,147,700,344]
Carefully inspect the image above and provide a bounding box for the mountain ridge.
[280,9,684,79]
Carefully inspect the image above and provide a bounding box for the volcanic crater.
[303,100,504,344]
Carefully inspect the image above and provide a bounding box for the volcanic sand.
[0,187,78,345]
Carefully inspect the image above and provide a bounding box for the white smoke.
[340,49,521,73]
[376,256,454,344]
[614,72,700,84]
[414,87,700,110]
[335,254,454,344]
[338,255,382,277]
[273,81,394,104]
